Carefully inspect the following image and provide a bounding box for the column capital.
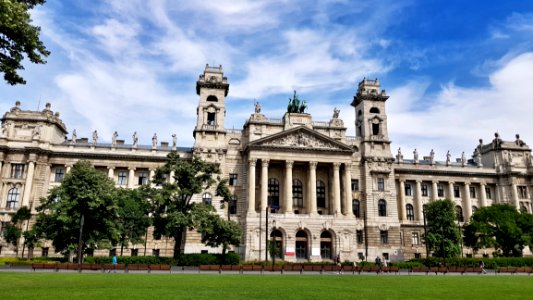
[416,179,422,184]
[128,166,136,171]
[286,160,294,168]
[479,182,486,186]
[107,166,115,170]
[344,162,352,168]
[333,162,341,169]
[464,181,471,186]
[309,161,318,169]
[248,159,257,167]
[432,180,439,184]
[262,159,270,168]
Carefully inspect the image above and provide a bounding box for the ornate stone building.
[0,64,532,261]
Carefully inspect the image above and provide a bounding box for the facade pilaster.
[511,182,520,210]
[260,159,269,211]
[127,167,136,188]
[308,161,317,215]
[343,163,353,216]
[431,181,438,201]
[479,183,487,207]
[284,160,294,213]
[448,182,455,201]
[332,162,341,215]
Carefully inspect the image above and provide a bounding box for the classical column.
[308,161,317,215]
[511,182,520,210]
[284,160,294,213]
[127,167,136,188]
[431,181,438,201]
[332,163,341,215]
[343,163,353,216]
[463,182,472,221]
[21,161,35,208]
[149,168,156,187]
[260,159,269,211]
[247,159,257,213]
[479,183,487,207]
[66,164,72,173]
[415,180,423,221]
[399,180,406,221]
[108,167,115,180]
[448,182,455,201]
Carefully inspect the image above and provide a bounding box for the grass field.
[0,272,531,300]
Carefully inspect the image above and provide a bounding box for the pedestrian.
[375,256,381,267]
[479,259,487,274]
[336,254,343,274]
[111,255,117,273]
[383,258,388,268]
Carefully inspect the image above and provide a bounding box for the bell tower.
[351,78,392,158]
[193,64,229,160]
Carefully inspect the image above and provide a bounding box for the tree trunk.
[220,246,227,266]
[120,244,124,256]
[173,228,185,259]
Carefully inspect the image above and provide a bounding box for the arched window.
[206,95,218,102]
[295,230,308,259]
[320,231,333,259]
[202,193,212,206]
[316,180,326,208]
[268,178,280,212]
[370,107,380,114]
[378,199,387,217]
[292,179,303,208]
[6,187,20,209]
[455,205,464,222]
[406,204,414,221]
[352,200,360,218]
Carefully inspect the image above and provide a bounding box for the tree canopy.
[0,0,50,85]
[464,204,533,257]
[424,199,462,258]
[148,151,237,258]
[116,188,151,256]
[35,160,120,258]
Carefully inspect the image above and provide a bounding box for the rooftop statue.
[287,90,307,113]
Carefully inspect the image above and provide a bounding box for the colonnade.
[247,158,353,216]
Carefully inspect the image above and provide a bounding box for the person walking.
[111,255,117,273]
[479,259,487,274]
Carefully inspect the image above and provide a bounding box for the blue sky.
[1,0,533,161]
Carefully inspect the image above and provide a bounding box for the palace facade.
[0,65,532,261]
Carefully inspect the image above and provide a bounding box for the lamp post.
[77,213,84,264]
[265,205,269,261]
[422,205,429,258]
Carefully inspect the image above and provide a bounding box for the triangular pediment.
[247,126,353,153]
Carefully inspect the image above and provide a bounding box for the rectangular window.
[131,249,138,257]
[382,253,389,261]
[518,186,528,199]
[377,178,384,191]
[138,171,148,185]
[41,247,49,257]
[414,253,421,259]
[358,252,365,261]
[380,230,388,245]
[411,232,419,245]
[405,183,412,196]
[485,187,492,199]
[421,184,428,197]
[229,174,238,186]
[11,164,24,179]
[152,249,160,257]
[54,167,65,182]
[437,184,444,197]
[470,186,477,198]
[356,230,364,244]
[351,179,359,191]
[229,196,237,214]
[117,170,128,186]
[454,185,461,198]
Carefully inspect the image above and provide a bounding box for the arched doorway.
[270,230,283,260]
[295,230,308,259]
[320,231,333,259]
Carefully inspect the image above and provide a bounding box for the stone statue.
[32,125,41,139]
[112,131,118,146]
[446,151,451,165]
[333,107,340,119]
[71,129,77,144]
[152,133,158,148]
[413,148,418,162]
[515,134,525,146]
[92,130,98,145]
[461,151,466,166]
[172,134,177,148]
[492,132,502,148]
[132,131,138,147]
[255,101,261,114]
[396,147,403,163]
[429,149,435,164]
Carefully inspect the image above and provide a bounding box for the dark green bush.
[83,252,240,266]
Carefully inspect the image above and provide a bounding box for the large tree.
[2,205,31,257]
[0,0,50,85]
[464,204,533,257]
[149,152,233,258]
[424,199,462,258]
[35,160,120,262]
[199,213,242,264]
[116,188,151,256]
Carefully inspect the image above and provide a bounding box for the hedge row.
[83,253,240,266]
[408,257,533,269]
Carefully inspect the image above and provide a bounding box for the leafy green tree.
[35,160,120,262]
[116,188,151,256]
[2,206,31,257]
[2,222,21,253]
[149,151,233,258]
[22,228,39,259]
[199,213,242,264]
[424,199,462,258]
[464,204,533,257]
[0,0,50,85]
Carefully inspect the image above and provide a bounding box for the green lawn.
[0,272,531,300]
